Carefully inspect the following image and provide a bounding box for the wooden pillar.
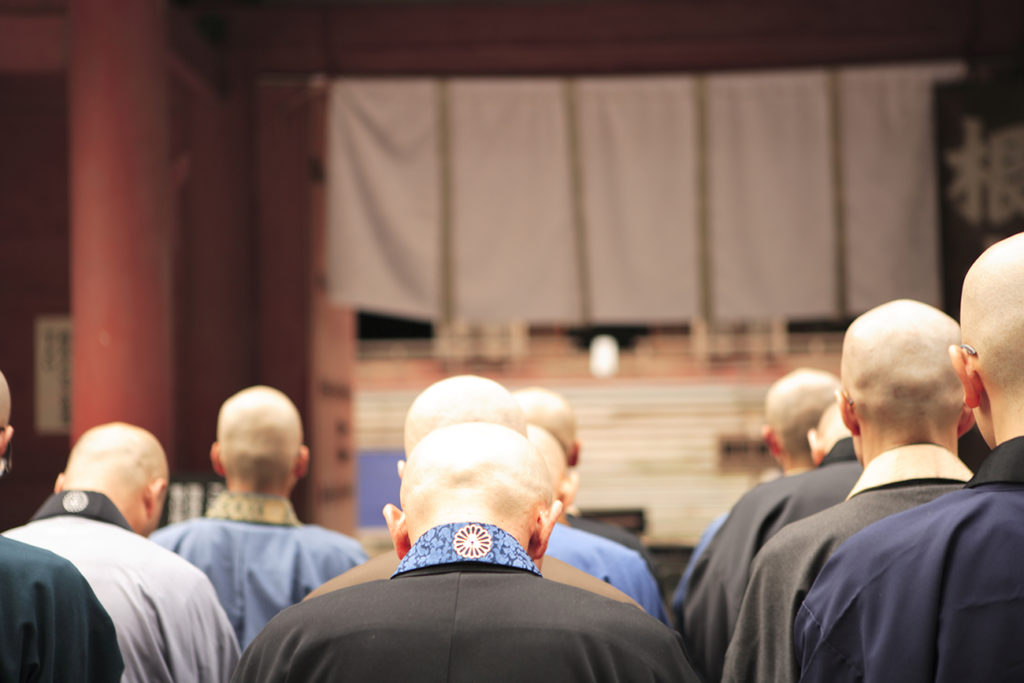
[173,78,257,473]
[255,83,314,518]
[68,0,175,451]
[308,87,357,533]
[254,81,356,531]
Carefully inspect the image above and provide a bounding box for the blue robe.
[152,492,367,648]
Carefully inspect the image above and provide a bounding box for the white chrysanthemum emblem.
[62,491,90,514]
[453,524,492,559]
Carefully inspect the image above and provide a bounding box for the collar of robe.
[204,491,302,527]
[820,437,858,468]
[846,443,972,499]
[393,521,542,578]
[32,490,133,531]
[967,435,1024,488]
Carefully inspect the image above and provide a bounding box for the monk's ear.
[396,460,405,479]
[144,477,168,514]
[210,442,226,477]
[837,389,860,436]
[0,425,12,460]
[293,446,310,481]
[54,471,67,494]
[566,441,581,468]
[762,425,782,456]
[950,344,984,409]
[561,470,580,509]
[956,402,976,438]
[807,428,826,466]
[526,500,562,563]
[383,504,411,559]
[140,477,169,537]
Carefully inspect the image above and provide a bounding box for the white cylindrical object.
[589,334,619,378]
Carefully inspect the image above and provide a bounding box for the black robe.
[721,479,964,683]
[238,563,699,683]
[0,536,123,682]
[681,438,862,683]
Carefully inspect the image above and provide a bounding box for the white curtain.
[448,80,580,322]
[577,76,701,323]
[838,62,966,313]
[706,70,837,321]
[324,63,965,325]
[325,80,441,320]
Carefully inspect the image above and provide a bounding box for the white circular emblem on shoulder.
[62,491,90,514]
[452,524,492,559]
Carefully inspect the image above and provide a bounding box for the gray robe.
[721,480,964,683]
[682,439,862,683]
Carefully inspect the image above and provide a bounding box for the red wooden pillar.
[308,90,358,533]
[254,84,357,532]
[255,84,314,518]
[68,0,175,453]
[173,79,257,473]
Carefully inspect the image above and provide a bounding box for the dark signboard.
[158,475,225,527]
[936,79,1024,317]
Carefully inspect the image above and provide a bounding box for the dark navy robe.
[795,436,1024,683]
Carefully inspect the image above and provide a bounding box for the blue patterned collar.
[393,522,541,578]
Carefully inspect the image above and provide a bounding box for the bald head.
[765,368,841,464]
[841,300,963,439]
[810,402,850,459]
[528,424,567,492]
[528,424,577,518]
[960,233,1024,397]
[0,370,9,427]
[61,422,168,535]
[956,233,1024,445]
[404,375,527,454]
[514,388,577,461]
[65,423,168,491]
[400,423,555,546]
[217,386,304,491]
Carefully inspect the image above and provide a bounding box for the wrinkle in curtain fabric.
[577,77,701,324]
[839,62,966,313]
[448,80,580,323]
[707,70,837,321]
[325,80,441,320]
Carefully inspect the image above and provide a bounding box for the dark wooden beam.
[0,13,64,73]
[209,0,1022,76]
[0,7,226,94]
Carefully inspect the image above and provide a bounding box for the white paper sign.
[35,315,72,434]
